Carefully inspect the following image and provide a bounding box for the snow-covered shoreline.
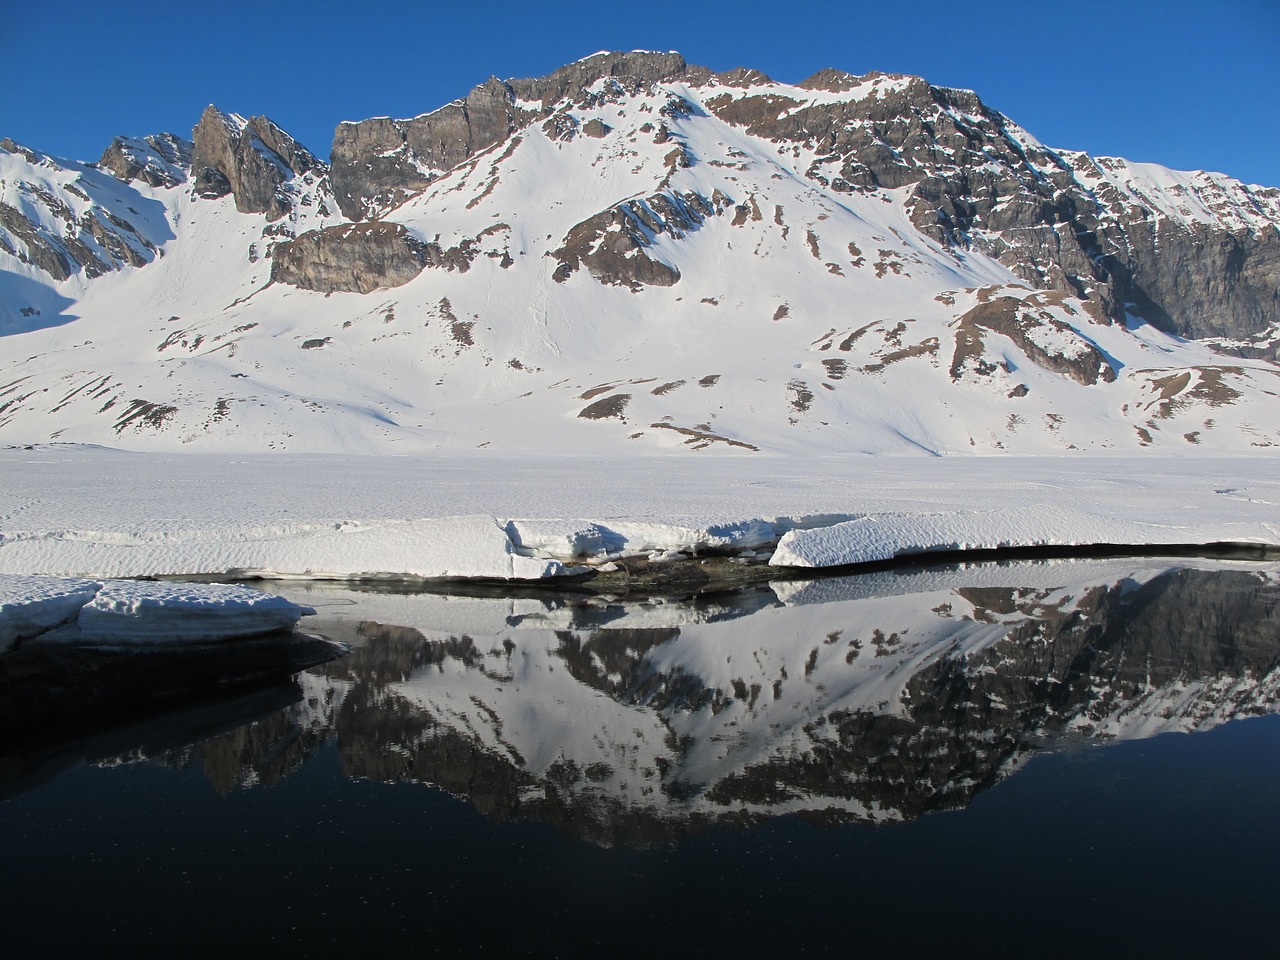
[0,574,314,652]
[2,446,1277,582]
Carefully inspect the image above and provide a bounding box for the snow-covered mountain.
[3,51,1279,455]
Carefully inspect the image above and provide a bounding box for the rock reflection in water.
[196,560,1280,845]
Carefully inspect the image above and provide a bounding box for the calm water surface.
[4,557,1280,957]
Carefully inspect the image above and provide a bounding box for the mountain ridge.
[2,51,1278,455]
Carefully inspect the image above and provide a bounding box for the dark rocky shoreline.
[0,632,344,756]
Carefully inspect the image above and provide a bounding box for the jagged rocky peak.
[244,115,322,178]
[712,67,774,88]
[329,50,708,220]
[98,133,192,188]
[796,67,864,91]
[190,106,323,220]
[0,137,42,164]
[506,50,707,105]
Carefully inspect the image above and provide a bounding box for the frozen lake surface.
[2,447,1278,579]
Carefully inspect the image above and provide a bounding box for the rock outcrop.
[950,293,1117,386]
[270,222,427,293]
[0,139,162,281]
[190,106,322,220]
[552,191,725,289]
[270,221,475,294]
[98,133,192,188]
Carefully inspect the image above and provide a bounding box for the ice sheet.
[769,505,1272,568]
[0,574,102,652]
[0,574,314,647]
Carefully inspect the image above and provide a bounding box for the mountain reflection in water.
[155,558,1280,847]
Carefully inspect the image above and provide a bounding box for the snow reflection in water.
[163,556,1280,845]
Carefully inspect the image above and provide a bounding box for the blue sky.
[4,0,1278,186]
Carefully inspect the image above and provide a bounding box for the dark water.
[4,558,1280,957]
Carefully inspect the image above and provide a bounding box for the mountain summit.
[2,51,1278,454]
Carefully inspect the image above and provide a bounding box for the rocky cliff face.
[699,70,1280,341]
[329,51,705,220]
[98,133,192,188]
[190,106,325,220]
[322,53,1280,341]
[330,77,532,221]
[1106,210,1280,341]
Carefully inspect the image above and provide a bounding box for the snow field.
[2,447,1276,581]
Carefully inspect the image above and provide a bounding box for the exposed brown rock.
[950,296,1116,385]
[98,133,192,187]
[190,107,321,220]
[1141,366,1245,419]
[542,112,579,141]
[797,68,865,92]
[788,380,814,415]
[0,138,39,163]
[552,191,725,290]
[0,201,78,280]
[712,67,774,88]
[648,422,759,450]
[579,394,630,420]
[113,399,178,433]
[272,222,428,294]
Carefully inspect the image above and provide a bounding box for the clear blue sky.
[4,0,1278,186]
